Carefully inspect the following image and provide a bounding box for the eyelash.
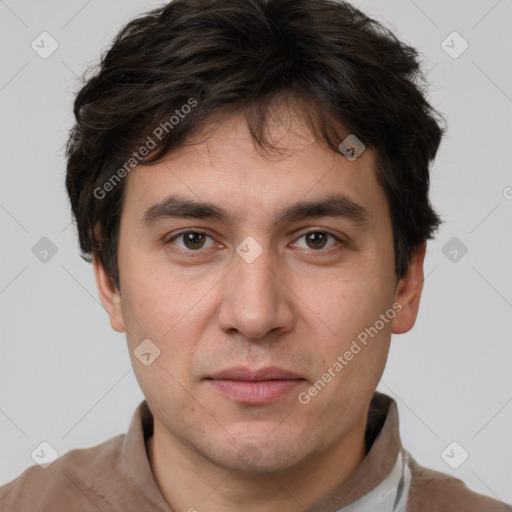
[164,230,345,255]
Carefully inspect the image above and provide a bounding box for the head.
[65,0,443,474]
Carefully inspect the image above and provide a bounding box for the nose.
[217,243,295,341]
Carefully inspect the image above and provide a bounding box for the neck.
[147,417,367,512]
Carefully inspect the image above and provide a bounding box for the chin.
[211,446,305,475]
[199,427,311,474]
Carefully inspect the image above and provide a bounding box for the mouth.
[205,366,306,404]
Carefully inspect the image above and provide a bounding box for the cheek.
[321,274,391,332]
[309,274,395,374]
[119,253,205,340]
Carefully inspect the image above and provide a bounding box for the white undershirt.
[336,450,412,512]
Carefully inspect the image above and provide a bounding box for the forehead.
[122,110,387,228]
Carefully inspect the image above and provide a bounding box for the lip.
[206,366,306,404]
[207,366,303,381]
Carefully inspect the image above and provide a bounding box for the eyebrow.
[141,193,369,229]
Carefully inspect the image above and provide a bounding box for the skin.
[93,107,425,512]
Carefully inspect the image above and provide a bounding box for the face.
[94,108,424,474]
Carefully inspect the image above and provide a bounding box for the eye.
[291,230,342,251]
[165,229,344,254]
[166,231,217,251]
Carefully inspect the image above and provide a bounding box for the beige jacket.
[0,393,509,511]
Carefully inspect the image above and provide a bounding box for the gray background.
[0,0,511,504]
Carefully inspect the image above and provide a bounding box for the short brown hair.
[65,0,444,290]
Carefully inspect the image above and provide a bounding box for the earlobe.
[92,253,126,333]
[391,241,426,335]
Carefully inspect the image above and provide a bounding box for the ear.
[391,241,426,334]
[92,252,125,333]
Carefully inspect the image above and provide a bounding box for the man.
[1,0,509,510]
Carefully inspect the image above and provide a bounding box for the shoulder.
[407,455,510,512]
[0,434,125,512]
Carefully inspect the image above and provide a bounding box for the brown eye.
[292,231,341,251]
[305,232,328,249]
[167,231,216,251]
